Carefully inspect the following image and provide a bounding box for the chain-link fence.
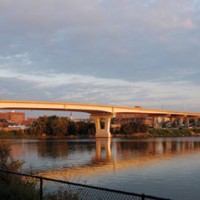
[0,170,171,200]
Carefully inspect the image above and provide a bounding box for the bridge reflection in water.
[92,138,112,163]
[37,138,200,180]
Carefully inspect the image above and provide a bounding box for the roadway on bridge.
[0,99,200,117]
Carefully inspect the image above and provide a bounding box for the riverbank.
[114,128,200,138]
[1,128,200,139]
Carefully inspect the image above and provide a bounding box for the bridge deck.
[0,99,200,117]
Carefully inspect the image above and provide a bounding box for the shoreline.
[1,130,200,140]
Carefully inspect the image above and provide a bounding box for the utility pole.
[70,112,73,120]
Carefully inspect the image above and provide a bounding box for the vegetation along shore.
[0,115,200,139]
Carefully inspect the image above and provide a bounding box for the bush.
[0,176,40,200]
[0,144,80,200]
[120,121,148,135]
[0,144,40,200]
[192,128,200,134]
[0,144,23,171]
[149,128,192,137]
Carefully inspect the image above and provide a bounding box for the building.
[113,106,153,126]
[114,113,153,126]
[0,111,25,124]
[22,117,38,126]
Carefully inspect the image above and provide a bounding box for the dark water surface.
[1,137,200,200]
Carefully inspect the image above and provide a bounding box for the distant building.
[22,117,38,126]
[114,113,152,126]
[113,106,153,126]
[0,111,25,124]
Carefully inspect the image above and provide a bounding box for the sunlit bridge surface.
[2,137,200,200]
[1,99,200,137]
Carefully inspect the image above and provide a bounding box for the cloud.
[0,0,104,31]
[183,19,196,29]
[1,0,198,35]
[1,68,200,111]
[0,0,200,114]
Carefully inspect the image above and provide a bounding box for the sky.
[1,0,200,117]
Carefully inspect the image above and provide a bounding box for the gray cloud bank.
[0,0,200,112]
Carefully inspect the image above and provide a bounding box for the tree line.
[25,116,149,137]
[119,121,149,135]
[25,116,95,137]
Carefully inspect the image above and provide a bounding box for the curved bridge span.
[0,100,200,137]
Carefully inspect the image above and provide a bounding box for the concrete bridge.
[0,99,200,137]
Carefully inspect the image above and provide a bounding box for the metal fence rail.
[0,170,171,200]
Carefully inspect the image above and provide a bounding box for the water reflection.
[92,138,112,163]
[116,139,200,159]
[4,138,200,172]
[19,138,199,180]
[37,141,69,158]
[3,138,200,200]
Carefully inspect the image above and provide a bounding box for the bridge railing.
[0,169,171,200]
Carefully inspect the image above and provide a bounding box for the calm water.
[1,137,200,200]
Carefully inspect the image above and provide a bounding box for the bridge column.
[185,117,190,128]
[170,117,175,126]
[194,119,199,127]
[178,117,184,127]
[170,117,175,124]
[91,114,113,138]
[152,117,158,128]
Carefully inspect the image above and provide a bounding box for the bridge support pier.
[194,119,199,127]
[152,117,158,129]
[170,117,175,125]
[178,117,184,127]
[91,114,113,138]
[185,117,190,128]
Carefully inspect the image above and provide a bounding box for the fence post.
[40,177,43,200]
[142,193,145,200]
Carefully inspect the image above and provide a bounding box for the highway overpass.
[0,100,200,137]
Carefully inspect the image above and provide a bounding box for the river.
[1,137,200,200]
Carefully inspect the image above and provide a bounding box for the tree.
[120,120,149,134]
[26,116,95,137]
[68,121,77,135]
[0,144,23,171]
[51,117,68,136]
[0,144,40,200]
[46,115,58,135]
